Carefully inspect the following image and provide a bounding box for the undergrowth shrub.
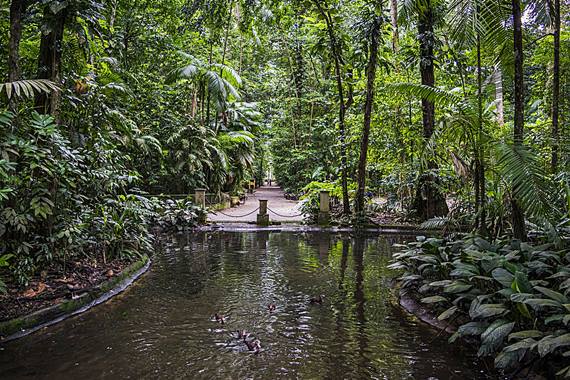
[390,235,570,377]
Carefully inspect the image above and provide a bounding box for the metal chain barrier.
[266,207,305,218]
[211,207,260,218]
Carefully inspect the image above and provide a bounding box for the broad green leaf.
[449,321,488,343]
[494,350,524,370]
[470,303,509,319]
[537,334,570,357]
[438,306,458,320]
[534,286,569,303]
[492,268,514,287]
[508,330,544,341]
[444,282,473,294]
[523,298,564,310]
[421,295,448,304]
[503,338,537,352]
[478,320,515,357]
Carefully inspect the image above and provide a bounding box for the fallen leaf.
[22,282,47,298]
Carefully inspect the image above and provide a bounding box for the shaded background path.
[208,186,304,223]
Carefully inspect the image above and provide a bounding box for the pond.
[0,231,495,379]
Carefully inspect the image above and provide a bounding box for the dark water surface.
[0,232,495,379]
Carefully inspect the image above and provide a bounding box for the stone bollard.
[318,190,330,226]
[195,188,207,223]
[257,199,270,226]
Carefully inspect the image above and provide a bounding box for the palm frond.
[386,83,464,108]
[496,143,562,223]
[1,79,59,100]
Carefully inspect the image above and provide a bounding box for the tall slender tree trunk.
[419,12,435,139]
[476,32,488,235]
[109,0,118,31]
[205,43,213,127]
[413,1,449,220]
[511,0,526,240]
[313,1,350,215]
[390,0,399,53]
[35,6,67,117]
[551,0,560,173]
[215,0,234,132]
[494,67,505,127]
[355,18,381,215]
[8,0,27,112]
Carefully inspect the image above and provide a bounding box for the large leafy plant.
[390,235,570,377]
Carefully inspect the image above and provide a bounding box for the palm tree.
[390,83,562,234]
[400,0,449,220]
[446,0,509,233]
[170,52,242,130]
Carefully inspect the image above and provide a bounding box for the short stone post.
[195,188,207,223]
[318,190,330,226]
[257,199,270,226]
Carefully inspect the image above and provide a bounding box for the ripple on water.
[0,232,497,380]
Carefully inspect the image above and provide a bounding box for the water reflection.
[0,232,494,379]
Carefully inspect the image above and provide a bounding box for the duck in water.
[244,338,262,354]
[309,295,325,305]
[268,303,277,312]
[236,329,250,339]
[214,313,225,324]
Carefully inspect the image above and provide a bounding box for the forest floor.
[208,186,304,223]
[0,257,131,322]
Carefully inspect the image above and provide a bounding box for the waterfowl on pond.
[309,295,325,304]
[244,338,261,354]
[237,329,250,339]
[268,303,276,312]
[214,313,225,324]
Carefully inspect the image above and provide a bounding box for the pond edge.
[0,256,151,343]
[397,288,457,334]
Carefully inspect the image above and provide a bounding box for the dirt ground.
[0,257,130,322]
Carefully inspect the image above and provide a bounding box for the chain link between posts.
[267,207,305,218]
[211,206,305,219]
[212,207,260,218]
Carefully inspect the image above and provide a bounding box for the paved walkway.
[207,186,304,223]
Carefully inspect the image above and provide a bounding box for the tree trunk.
[551,0,560,173]
[313,1,350,215]
[8,0,27,112]
[355,18,381,215]
[390,0,399,53]
[418,7,435,139]
[215,0,234,132]
[109,0,118,31]
[476,32,488,235]
[511,0,526,240]
[494,67,505,127]
[35,6,67,117]
[413,1,449,220]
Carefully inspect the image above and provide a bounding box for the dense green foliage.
[1,0,268,285]
[0,2,569,375]
[391,235,570,377]
[261,0,569,228]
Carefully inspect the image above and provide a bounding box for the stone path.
[207,186,304,223]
